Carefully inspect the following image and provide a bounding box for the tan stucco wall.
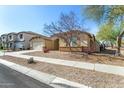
[45,40,54,50]
[58,33,100,52]
[23,33,39,49]
[59,38,66,47]
[59,33,90,47]
[79,34,91,47]
[94,41,100,52]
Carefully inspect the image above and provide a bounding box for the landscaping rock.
[27,57,35,64]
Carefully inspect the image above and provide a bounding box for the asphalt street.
[0,63,53,88]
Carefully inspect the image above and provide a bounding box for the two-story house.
[7,32,17,50]
[15,31,40,50]
[1,34,8,49]
[0,37,2,49]
[0,31,41,50]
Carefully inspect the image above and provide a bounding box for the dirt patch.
[24,51,124,67]
[1,55,124,88]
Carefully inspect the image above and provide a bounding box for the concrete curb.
[0,59,90,88]
[95,64,124,76]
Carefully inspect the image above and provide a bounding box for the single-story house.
[30,30,100,52]
[51,30,100,52]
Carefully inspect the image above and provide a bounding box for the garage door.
[32,41,44,50]
[16,42,24,49]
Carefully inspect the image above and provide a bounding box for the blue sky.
[0,5,98,36]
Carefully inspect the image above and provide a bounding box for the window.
[20,34,23,39]
[70,36,77,47]
[9,35,12,40]
[10,43,12,48]
[3,37,5,39]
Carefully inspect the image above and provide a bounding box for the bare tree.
[44,12,85,52]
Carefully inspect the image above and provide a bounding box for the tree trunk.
[111,42,113,48]
[116,36,121,56]
[116,30,124,56]
[68,43,72,52]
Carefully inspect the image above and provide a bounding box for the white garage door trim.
[32,41,44,50]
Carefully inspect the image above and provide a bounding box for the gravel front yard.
[24,51,124,67]
[1,55,124,88]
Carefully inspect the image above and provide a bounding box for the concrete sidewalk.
[5,51,124,77]
[0,59,90,88]
[6,50,40,54]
